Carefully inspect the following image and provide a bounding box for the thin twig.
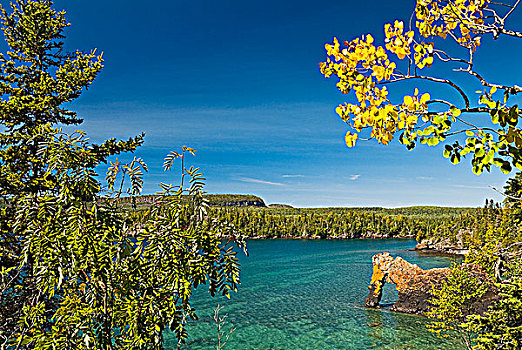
[490,186,522,201]
[503,0,521,20]
[454,67,522,94]
[214,304,235,350]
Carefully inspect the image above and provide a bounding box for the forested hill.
[125,196,479,241]
[119,194,470,215]
[118,194,266,208]
[253,206,471,218]
[207,205,478,240]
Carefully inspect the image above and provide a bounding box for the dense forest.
[208,206,471,240]
[124,195,501,245]
[122,191,522,263]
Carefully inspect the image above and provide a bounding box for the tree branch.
[500,28,522,38]
[390,74,470,108]
[427,99,454,107]
[490,186,522,201]
[502,0,521,21]
[433,50,470,65]
[454,68,522,94]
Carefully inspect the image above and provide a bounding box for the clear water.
[165,239,464,350]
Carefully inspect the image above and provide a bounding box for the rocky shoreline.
[221,233,470,257]
[414,236,469,256]
[242,233,415,240]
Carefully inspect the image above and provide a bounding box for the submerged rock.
[364,252,496,315]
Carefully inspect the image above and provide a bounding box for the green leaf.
[427,137,440,146]
[450,106,461,117]
[432,115,444,124]
[466,137,476,146]
[450,153,461,164]
[475,147,485,158]
[482,150,494,165]
[501,162,512,174]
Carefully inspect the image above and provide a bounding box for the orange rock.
[364,252,455,314]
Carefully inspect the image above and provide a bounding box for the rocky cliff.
[364,252,496,315]
[415,231,470,255]
[117,194,267,208]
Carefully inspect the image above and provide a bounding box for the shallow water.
[165,239,464,350]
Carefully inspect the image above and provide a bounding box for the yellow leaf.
[490,86,497,94]
[345,131,358,147]
[336,105,344,117]
[384,23,391,36]
[460,24,470,36]
[420,93,431,104]
[403,95,414,106]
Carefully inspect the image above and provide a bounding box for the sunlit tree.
[0,1,245,348]
[320,0,522,175]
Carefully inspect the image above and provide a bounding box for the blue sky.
[50,0,522,207]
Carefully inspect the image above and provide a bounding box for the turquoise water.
[166,239,464,350]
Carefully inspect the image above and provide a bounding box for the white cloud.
[452,184,489,189]
[282,174,305,178]
[237,177,284,186]
[349,174,361,181]
[417,176,434,180]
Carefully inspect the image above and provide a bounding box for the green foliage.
[0,1,245,348]
[504,172,522,204]
[0,0,142,342]
[8,142,244,348]
[426,178,522,350]
[127,205,475,240]
[118,194,266,212]
[427,264,491,350]
[463,277,522,350]
[502,171,522,225]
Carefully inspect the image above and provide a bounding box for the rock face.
[222,200,265,207]
[415,234,469,255]
[364,252,496,315]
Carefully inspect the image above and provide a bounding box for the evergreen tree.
[0,1,244,348]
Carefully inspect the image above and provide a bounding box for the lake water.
[165,239,464,350]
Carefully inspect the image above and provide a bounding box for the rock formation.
[415,231,470,255]
[364,252,496,315]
